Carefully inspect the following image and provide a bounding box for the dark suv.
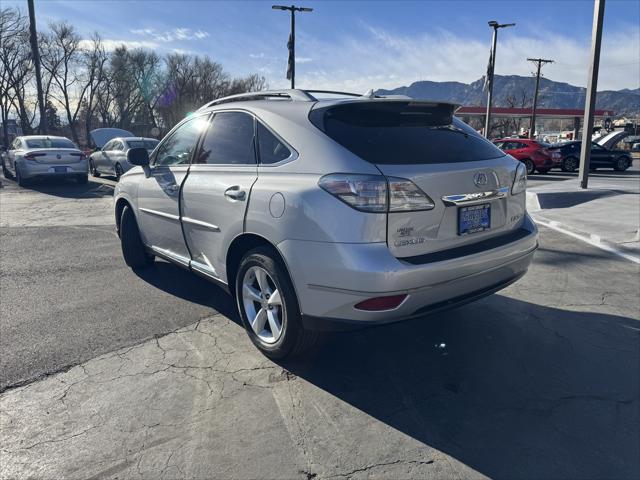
[549,141,633,172]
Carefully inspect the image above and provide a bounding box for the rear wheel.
[614,156,630,172]
[15,164,27,187]
[120,205,154,269]
[89,159,100,177]
[523,159,535,175]
[562,156,578,172]
[236,247,318,358]
[115,163,124,180]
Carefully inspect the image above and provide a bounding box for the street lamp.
[272,5,313,89]
[484,20,515,138]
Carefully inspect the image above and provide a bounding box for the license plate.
[49,166,67,173]
[458,204,491,235]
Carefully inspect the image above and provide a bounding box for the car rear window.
[309,102,505,164]
[25,138,76,149]
[127,140,159,150]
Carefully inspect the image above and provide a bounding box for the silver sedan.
[89,137,159,180]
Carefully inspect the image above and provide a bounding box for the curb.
[526,191,541,212]
[532,215,640,265]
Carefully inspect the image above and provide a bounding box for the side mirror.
[127,147,150,166]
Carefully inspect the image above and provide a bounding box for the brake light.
[24,153,46,161]
[318,174,435,213]
[355,294,407,311]
[512,162,527,195]
[70,152,86,161]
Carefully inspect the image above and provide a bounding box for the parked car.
[548,141,633,172]
[114,90,538,358]
[492,138,560,175]
[2,135,87,186]
[90,137,159,179]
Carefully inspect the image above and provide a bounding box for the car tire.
[115,163,124,180]
[562,156,578,172]
[236,247,318,359]
[2,160,12,179]
[523,159,535,175]
[120,205,154,269]
[77,174,88,185]
[89,159,100,177]
[15,164,27,187]
[537,168,550,174]
[614,156,630,172]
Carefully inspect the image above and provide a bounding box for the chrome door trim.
[441,187,509,206]
[149,245,190,267]
[181,216,221,232]
[139,207,180,222]
[190,259,221,280]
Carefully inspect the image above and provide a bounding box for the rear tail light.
[318,174,435,213]
[24,153,46,161]
[354,294,407,311]
[70,152,86,161]
[512,162,527,195]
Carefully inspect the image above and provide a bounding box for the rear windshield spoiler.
[310,100,460,127]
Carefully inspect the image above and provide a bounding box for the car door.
[110,140,126,174]
[96,140,113,173]
[180,110,258,283]
[6,138,21,175]
[136,114,210,266]
[590,143,610,167]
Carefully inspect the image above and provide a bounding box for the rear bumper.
[19,159,88,179]
[278,215,538,329]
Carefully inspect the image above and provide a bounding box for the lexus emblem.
[56,153,62,160]
[473,172,488,187]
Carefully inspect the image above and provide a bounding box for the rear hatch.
[310,100,525,258]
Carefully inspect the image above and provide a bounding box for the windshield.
[126,139,159,150]
[309,102,504,164]
[25,138,76,149]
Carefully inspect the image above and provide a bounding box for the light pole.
[272,5,313,89]
[484,20,515,138]
[27,0,47,134]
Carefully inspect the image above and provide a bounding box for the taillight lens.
[512,162,527,195]
[70,152,86,161]
[318,174,387,212]
[318,174,435,213]
[388,177,435,211]
[24,153,46,161]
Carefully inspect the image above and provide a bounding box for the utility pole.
[484,21,515,138]
[27,0,47,134]
[272,5,313,89]
[579,0,606,189]
[527,58,554,139]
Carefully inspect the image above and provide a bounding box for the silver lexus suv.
[114,89,537,358]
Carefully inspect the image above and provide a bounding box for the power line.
[527,57,554,139]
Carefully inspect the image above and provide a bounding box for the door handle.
[224,186,246,201]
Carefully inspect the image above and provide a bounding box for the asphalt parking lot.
[1,170,639,479]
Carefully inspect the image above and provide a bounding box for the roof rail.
[303,89,363,98]
[199,89,316,110]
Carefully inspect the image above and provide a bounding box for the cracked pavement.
[1,175,639,479]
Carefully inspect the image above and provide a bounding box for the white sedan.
[2,135,88,186]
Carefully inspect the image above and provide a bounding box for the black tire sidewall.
[563,157,578,172]
[235,249,301,358]
[524,159,535,175]
[615,157,629,171]
[120,205,153,268]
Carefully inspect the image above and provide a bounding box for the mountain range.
[376,75,639,117]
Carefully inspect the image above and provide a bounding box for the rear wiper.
[427,125,469,137]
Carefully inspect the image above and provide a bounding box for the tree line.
[0,7,266,149]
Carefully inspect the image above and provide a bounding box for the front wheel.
[562,156,578,172]
[15,164,27,187]
[89,159,100,177]
[120,205,154,269]
[115,163,124,180]
[614,156,630,172]
[236,247,317,358]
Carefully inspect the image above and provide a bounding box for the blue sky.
[12,0,640,91]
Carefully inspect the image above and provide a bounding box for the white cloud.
[79,38,159,51]
[264,25,639,92]
[130,27,211,43]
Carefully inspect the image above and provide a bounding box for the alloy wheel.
[241,266,284,344]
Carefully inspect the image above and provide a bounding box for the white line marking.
[534,218,640,265]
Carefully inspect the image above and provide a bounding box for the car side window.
[154,116,208,167]
[194,111,256,165]
[12,139,21,149]
[103,141,113,151]
[257,122,291,164]
[502,142,515,150]
[517,142,528,149]
[113,141,124,151]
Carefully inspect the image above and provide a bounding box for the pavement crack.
[327,459,435,478]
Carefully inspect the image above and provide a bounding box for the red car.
[492,138,561,175]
